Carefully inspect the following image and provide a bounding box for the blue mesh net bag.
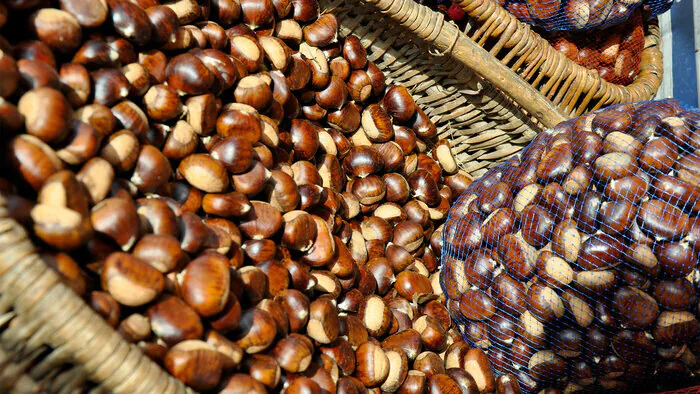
[441,99,700,393]
[502,0,673,32]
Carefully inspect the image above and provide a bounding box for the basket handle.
[361,0,569,128]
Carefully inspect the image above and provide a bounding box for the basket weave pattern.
[323,0,568,176]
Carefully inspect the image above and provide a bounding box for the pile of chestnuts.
[0,0,517,393]
[547,9,644,85]
[442,99,700,392]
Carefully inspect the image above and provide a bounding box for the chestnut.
[76,157,114,205]
[178,153,229,193]
[299,42,329,90]
[527,283,565,323]
[653,174,700,212]
[231,307,278,354]
[30,9,82,54]
[235,75,272,111]
[13,40,56,69]
[676,152,700,187]
[408,169,440,207]
[180,253,230,317]
[164,340,227,391]
[342,35,367,70]
[316,76,348,110]
[362,104,394,143]
[18,87,72,144]
[347,70,373,103]
[638,199,689,241]
[330,57,351,81]
[355,341,390,387]
[41,251,86,296]
[352,175,386,205]
[31,203,91,251]
[110,1,152,46]
[611,329,656,365]
[274,19,302,45]
[344,146,384,178]
[17,58,60,91]
[461,348,495,393]
[240,0,274,28]
[146,5,180,46]
[202,191,251,218]
[291,0,319,21]
[303,14,338,47]
[411,106,436,139]
[528,350,566,383]
[142,84,183,122]
[269,333,314,373]
[655,241,698,277]
[130,145,172,193]
[612,286,659,329]
[639,136,677,174]
[654,311,700,345]
[239,200,282,239]
[307,297,340,344]
[166,53,215,95]
[498,233,536,281]
[220,374,266,394]
[285,53,311,91]
[73,104,114,139]
[90,197,139,251]
[60,0,108,27]
[653,278,696,311]
[89,291,121,328]
[111,100,149,137]
[107,37,137,64]
[576,233,624,271]
[575,269,618,295]
[358,294,392,337]
[101,252,165,307]
[383,85,416,124]
[58,63,90,108]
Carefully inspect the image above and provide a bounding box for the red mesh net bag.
[501,0,672,32]
[426,0,672,32]
[547,9,645,85]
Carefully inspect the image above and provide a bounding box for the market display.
[442,99,700,392]
[0,0,499,392]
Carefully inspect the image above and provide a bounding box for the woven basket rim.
[455,0,663,116]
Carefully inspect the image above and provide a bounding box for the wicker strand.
[360,0,569,128]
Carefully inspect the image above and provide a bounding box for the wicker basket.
[322,0,662,176]
[0,0,662,393]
